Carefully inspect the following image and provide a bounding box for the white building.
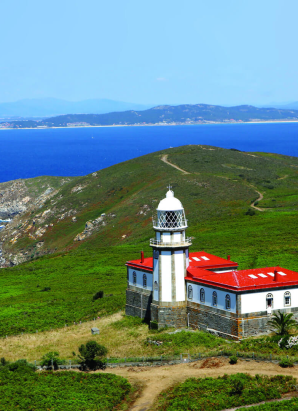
[125,189,298,339]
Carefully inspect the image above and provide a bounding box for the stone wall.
[125,288,152,321]
[150,303,187,329]
[187,301,240,339]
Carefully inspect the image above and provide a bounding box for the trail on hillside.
[161,154,190,174]
[102,359,298,411]
[249,186,265,211]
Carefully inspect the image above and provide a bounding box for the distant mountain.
[258,101,298,110]
[2,103,298,128]
[0,98,152,118]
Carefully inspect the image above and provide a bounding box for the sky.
[0,0,298,106]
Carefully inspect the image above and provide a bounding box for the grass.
[239,398,298,410]
[0,368,132,411]
[155,374,297,411]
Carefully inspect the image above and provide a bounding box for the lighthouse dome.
[157,190,184,211]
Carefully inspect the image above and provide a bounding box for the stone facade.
[150,302,187,328]
[125,288,152,321]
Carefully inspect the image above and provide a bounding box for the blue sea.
[0,123,297,183]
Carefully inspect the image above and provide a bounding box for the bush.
[40,352,65,370]
[245,208,256,216]
[41,287,51,292]
[279,358,294,368]
[78,341,108,370]
[150,320,159,330]
[229,355,238,365]
[92,290,104,301]
[7,359,36,373]
[0,357,8,366]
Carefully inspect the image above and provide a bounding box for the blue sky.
[0,0,297,106]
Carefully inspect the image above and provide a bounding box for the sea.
[0,122,297,184]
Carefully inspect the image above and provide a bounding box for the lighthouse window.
[284,291,291,307]
[143,274,147,288]
[212,291,217,307]
[200,288,205,303]
[154,281,158,290]
[266,293,273,309]
[188,285,193,300]
[165,211,178,228]
[225,294,231,310]
[133,271,137,285]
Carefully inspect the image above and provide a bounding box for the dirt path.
[249,186,265,212]
[103,359,298,410]
[161,154,190,174]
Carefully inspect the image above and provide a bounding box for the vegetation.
[78,340,107,370]
[229,355,238,364]
[4,104,298,128]
[279,358,294,368]
[156,374,296,411]
[40,351,65,370]
[0,364,131,410]
[268,311,298,336]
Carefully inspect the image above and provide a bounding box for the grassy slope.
[0,145,298,337]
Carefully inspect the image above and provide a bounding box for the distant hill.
[2,103,298,128]
[0,97,152,118]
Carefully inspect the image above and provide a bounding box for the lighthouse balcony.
[150,237,192,247]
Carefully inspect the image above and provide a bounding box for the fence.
[30,350,298,371]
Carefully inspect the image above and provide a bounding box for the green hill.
[0,145,298,336]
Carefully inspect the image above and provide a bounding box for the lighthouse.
[149,188,192,328]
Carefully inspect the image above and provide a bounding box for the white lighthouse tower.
[150,188,192,328]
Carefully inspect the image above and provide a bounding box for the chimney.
[274,269,278,281]
[141,251,144,264]
[227,255,230,261]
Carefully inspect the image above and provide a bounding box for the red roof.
[188,251,238,269]
[126,251,237,272]
[126,257,153,272]
[186,266,298,291]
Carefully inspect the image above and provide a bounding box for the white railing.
[150,237,192,247]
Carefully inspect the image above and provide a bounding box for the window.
[133,271,137,285]
[143,274,147,288]
[200,288,205,303]
[154,281,158,290]
[284,291,291,307]
[225,294,231,310]
[188,285,193,300]
[165,211,178,227]
[212,291,217,307]
[266,293,273,309]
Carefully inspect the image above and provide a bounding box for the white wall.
[241,288,298,314]
[161,250,172,302]
[128,267,153,290]
[186,282,236,313]
[175,250,185,301]
[153,253,159,301]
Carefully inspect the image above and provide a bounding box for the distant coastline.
[2,119,298,131]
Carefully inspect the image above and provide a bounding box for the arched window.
[284,291,291,307]
[266,293,273,309]
[225,294,231,310]
[212,291,217,307]
[154,281,158,290]
[133,271,137,285]
[188,285,193,300]
[200,288,205,303]
[143,274,147,288]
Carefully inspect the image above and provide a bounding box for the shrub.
[150,320,159,330]
[245,208,256,216]
[41,287,51,292]
[268,311,298,336]
[78,341,108,371]
[0,357,8,366]
[279,358,294,368]
[92,290,104,301]
[8,359,36,373]
[41,352,65,370]
[229,355,238,365]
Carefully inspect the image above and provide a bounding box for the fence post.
[51,358,53,370]
[180,354,182,362]
[253,352,254,360]
[143,356,144,363]
[34,360,36,367]
[161,355,162,362]
[124,357,126,363]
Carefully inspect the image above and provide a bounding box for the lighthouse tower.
[150,188,192,328]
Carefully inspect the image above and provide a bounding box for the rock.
[72,217,77,222]
[85,221,93,230]
[74,233,86,241]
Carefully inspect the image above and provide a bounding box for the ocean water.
[0,123,297,183]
